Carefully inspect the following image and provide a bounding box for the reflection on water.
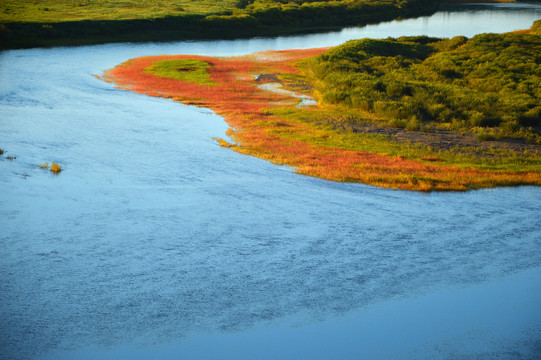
[1,3,540,360]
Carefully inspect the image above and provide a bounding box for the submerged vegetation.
[0,0,439,49]
[103,24,541,191]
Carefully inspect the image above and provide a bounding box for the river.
[1,3,540,360]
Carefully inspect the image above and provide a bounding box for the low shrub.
[476,131,497,142]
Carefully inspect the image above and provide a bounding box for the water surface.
[1,3,540,360]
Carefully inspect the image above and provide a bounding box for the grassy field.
[102,25,541,191]
[144,59,216,86]
[0,0,239,22]
[0,0,439,49]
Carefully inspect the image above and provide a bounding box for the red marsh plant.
[103,48,540,191]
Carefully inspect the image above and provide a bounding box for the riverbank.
[0,0,438,50]
[103,32,541,191]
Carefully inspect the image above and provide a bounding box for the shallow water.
[1,3,541,360]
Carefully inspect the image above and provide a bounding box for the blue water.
[1,3,540,360]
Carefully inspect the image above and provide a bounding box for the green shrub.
[405,116,422,131]
[476,131,497,142]
[301,30,541,144]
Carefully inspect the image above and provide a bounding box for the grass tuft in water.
[50,162,62,173]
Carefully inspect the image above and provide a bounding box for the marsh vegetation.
[104,25,541,191]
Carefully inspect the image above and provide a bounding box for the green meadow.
[144,59,215,86]
[0,0,238,22]
[0,0,439,49]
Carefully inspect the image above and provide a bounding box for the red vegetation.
[103,49,540,191]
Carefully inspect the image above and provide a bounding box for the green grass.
[0,0,438,23]
[267,107,541,172]
[144,59,214,86]
[0,0,439,49]
[0,0,239,22]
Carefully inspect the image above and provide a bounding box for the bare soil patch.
[343,123,541,155]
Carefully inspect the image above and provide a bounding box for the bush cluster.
[303,31,541,143]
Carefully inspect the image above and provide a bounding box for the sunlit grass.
[50,162,62,173]
[144,59,215,86]
[0,0,239,22]
[267,107,541,172]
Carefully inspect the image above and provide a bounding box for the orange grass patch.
[50,162,62,173]
[103,48,541,191]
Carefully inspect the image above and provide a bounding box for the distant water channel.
[1,3,540,360]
